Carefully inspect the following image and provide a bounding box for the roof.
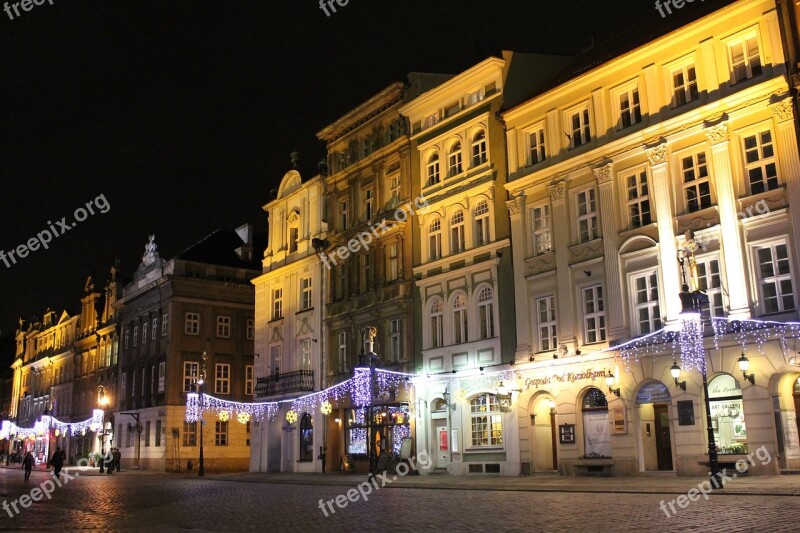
[176,229,262,270]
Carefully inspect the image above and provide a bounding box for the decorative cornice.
[398,146,410,159]
[769,99,794,123]
[548,181,566,201]
[506,196,524,216]
[593,162,614,184]
[703,123,729,144]
[645,144,668,167]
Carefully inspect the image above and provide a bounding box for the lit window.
[300,277,312,311]
[729,36,762,84]
[632,271,661,335]
[531,204,552,255]
[289,227,299,254]
[626,170,651,228]
[448,141,463,176]
[429,299,443,349]
[528,126,546,165]
[272,289,283,320]
[569,108,591,148]
[183,362,198,392]
[618,87,642,129]
[470,394,503,447]
[450,211,465,254]
[696,258,725,318]
[743,131,779,195]
[576,189,598,242]
[583,285,606,344]
[474,200,490,247]
[755,243,795,314]
[215,363,230,395]
[536,296,557,352]
[708,374,748,454]
[429,219,442,260]
[471,131,487,166]
[216,316,231,338]
[672,64,698,107]
[185,313,200,336]
[426,152,441,187]
[389,175,400,200]
[387,243,399,282]
[453,294,468,345]
[477,287,495,340]
[682,152,712,212]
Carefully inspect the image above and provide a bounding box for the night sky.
[1,0,670,339]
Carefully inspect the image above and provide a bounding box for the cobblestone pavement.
[0,466,797,532]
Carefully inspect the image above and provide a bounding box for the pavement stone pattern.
[0,466,797,532]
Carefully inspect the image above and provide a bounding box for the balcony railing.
[255,370,315,398]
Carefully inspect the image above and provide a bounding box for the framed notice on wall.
[559,424,575,444]
[677,400,695,426]
[612,406,626,434]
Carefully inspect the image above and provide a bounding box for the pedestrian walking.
[22,451,34,482]
[49,447,66,478]
[113,448,121,472]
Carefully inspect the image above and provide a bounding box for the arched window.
[453,294,468,344]
[474,200,490,246]
[471,130,487,166]
[708,374,747,454]
[581,387,610,457]
[429,298,444,348]
[429,219,442,261]
[450,211,465,254]
[299,413,313,462]
[426,152,440,187]
[477,287,495,339]
[470,393,503,447]
[448,141,463,176]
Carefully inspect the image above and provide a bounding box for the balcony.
[255,370,315,398]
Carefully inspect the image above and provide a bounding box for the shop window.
[299,413,313,462]
[469,393,503,448]
[581,387,610,457]
[345,408,368,455]
[708,374,748,454]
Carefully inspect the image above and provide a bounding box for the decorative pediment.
[277,170,303,199]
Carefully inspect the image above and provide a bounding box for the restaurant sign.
[524,368,609,390]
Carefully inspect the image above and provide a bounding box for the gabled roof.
[176,229,261,270]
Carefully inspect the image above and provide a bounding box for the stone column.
[704,122,750,319]
[593,162,625,340]
[507,194,530,359]
[646,143,681,323]
[550,181,577,348]
[770,99,800,254]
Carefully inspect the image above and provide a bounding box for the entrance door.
[435,422,448,469]
[654,405,673,471]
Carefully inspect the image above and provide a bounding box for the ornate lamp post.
[196,352,207,477]
[97,386,110,473]
[677,233,720,489]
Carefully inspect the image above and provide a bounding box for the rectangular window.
[155,420,162,447]
[387,243,398,282]
[124,329,130,350]
[672,64,698,107]
[152,318,157,340]
[245,365,254,396]
[618,87,642,129]
[301,338,312,371]
[682,152,711,212]
[142,322,148,344]
[270,345,282,376]
[300,277,312,311]
[338,332,348,373]
[289,227,299,253]
[390,319,401,362]
[576,189,599,242]
[729,36,762,84]
[626,170,651,228]
[363,188,374,220]
[339,200,348,231]
[272,289,283,320]
[470,394,503,447]
[158,362,165,393]
[216,316,231,338]
[528,126,546,165]
[183,422,197,446]
[214,420,228,446]
[583,285,607,344]
[183,362,199,393]
[632,271,661,335]
[144,421,151,447]
[133,326,138,347]
[536,296,557,352]
[755,243,795,314]
[696,257,725,318]
[360,253,371,292]
[448,145,462,176]
[389,174,400,200]
[185,313,200,336]
[569,107,591,148]
[743,130,778,195]
[162,313,168,336]
[215,363,230,395]
[531,204,552,255]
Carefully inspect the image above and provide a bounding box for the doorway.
[636,381,674,472]
[434,422,448,469]
[654,405,673,471]
[529,395,557,471]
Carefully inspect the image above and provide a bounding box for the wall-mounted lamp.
[670,361,687,391]
[442,389,456,411]
[605,373,621,397]
[738,352,755,385]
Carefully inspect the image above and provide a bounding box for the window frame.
[624,168,652,229]
[450,210,465,254]
[245,365,254,396]
[300,276,313,311]
[471,130,487,167]
[629,269,662,335]
[477,286,495,340]
[469,393,503,449]
[272,288,283,320]
[575,188,599,243]
[428,218,442,261]
[429,298,444,349]
[613,82,642,130]
[742,128,779,195]
[183,362,198,393]
[726,30,763,84]
[474,200,490,247]
[452,293,468,345]
[582,284,607,344]
[535,295,558,353]
[530,202,552,256]
[425,151,441,188]
[447,141,463,177]
[185,312,200,336]
[565,103,592,149]
[216,315,231,339]
[680,150,713,213]
[214,363,231,395]
[752,240,796,315]
[525,123,547,166]
[215,420,228,446]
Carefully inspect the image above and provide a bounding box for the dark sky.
[0,0,667,338]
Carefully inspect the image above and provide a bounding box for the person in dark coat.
[22,451,34,482]
[113,448,121,471]
[49,447,66,478]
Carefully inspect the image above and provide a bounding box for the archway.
[529,394,557,471]
[581,388,610,457]
[769,371,800,469]
[635,381,673,471]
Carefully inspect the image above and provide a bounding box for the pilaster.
[593,162,625,339]
[550,181,576,348]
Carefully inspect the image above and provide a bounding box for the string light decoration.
[285,410,298,424]
[218,411,230,422]
[237,412,251,425]
[0,410,105,441]
[320,400,333,416]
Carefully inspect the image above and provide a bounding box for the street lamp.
[605,373,621,398]
[670,361,687,391]
[197,352,207,477]
[677,235,720,489]
[737,352,755,385]
[97,386,110,473]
